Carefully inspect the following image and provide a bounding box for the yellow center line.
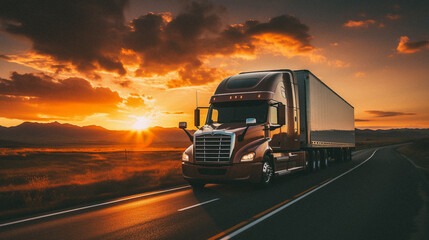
[207,220,250,240]
[251,199,291,219]
[294,185,318,198]
[209,184,319,240]
[320,178,332,185]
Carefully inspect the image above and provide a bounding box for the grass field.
[0,147,186,221]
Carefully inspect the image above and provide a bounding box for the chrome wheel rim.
[262,162,273,183]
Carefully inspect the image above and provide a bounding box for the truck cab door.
[269,103,288,171]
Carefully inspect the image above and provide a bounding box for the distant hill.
[0,122,194,148]
[0,122,428,148]
[355,128,429,141]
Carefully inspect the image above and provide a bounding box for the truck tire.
[321,150,328,168]
[305,151,310,173]
[338,149,344,163]
[188,181,205,190]
[347,149,352,161]
[342,149,347,162]
[316,150,321,170]
[259,156,274,187]
[310,150,317,172]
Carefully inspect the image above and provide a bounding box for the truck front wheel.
[259,158,274,186]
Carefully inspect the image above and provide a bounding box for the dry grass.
[397,138,429,170]
[0,147,186,220]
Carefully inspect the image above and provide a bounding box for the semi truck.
[179,69,355,188]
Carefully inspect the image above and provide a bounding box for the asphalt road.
[1,145,428,240]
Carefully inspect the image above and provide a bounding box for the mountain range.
[0,122,428,148]
[0,122,194,148]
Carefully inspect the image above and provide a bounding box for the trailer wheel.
[347,149,352,161]
[338,149,344,163]
[305,151,311,174]
[259,156,274,187]
[349,149,353,161]
[342,149,348,162]
[316,151,321,170]
[310,150,317,172]
[321,150,328,168]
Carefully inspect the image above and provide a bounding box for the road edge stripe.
[0,185,191,228]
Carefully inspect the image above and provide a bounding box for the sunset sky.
[0,0,428,130]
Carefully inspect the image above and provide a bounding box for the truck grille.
[195,134,232,163]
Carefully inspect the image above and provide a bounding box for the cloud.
[355,119,370,122]
[386,14,400,20]
[0,0,128,75]
[116,80,132,88]
[0,54,11,60]
[354,72,366,77]
[396,36,429,54]
[0,72,124,120]
[0,1,328,88]
[124,94,148,108]
[343,19,376,28]
[0,72,121,103]
[365,110,416,117]
[163,111,184,115]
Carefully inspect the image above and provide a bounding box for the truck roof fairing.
[211,71,292,103]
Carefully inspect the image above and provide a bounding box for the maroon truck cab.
[179,69,355,189]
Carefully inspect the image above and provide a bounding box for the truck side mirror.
[278,103,286,126]
[194,108,200,128]
[179,122,187,129]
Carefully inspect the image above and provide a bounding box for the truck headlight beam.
[241,152,255,162]
[182,152,189,161]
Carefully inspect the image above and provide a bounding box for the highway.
[1,145,428,240]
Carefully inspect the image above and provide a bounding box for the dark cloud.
[0,0,314,88]
[365,110,416,117]
[0,0,128,75]
[397,36,429,54]
[355,119,370,122]
[386,14,400,20]
[0,72,123,120]
[117,80,132,88]
[0,72,121,103]
[0,54,11,60]
[129,4,312,87]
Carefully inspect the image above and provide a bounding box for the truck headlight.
[182,152,189,161]
[241,152,255,162]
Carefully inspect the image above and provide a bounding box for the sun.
[132,116,150,130]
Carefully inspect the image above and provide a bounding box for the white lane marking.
[178,198,220,212]
[0,185,191,228]
[400,153,425,170]
[220,149,379,240]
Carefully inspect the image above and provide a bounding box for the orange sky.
[0,0,428,130]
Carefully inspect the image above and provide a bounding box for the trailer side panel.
[295,70,355,148]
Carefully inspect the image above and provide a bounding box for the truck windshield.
[207,101,268,124]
